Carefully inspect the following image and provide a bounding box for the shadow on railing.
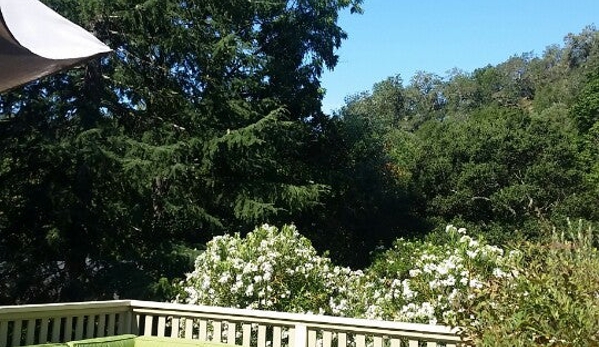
[0,300,462,347]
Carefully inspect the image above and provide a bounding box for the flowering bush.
[361,225,519,324]
[175,224,365,315]
[176,224,517,325]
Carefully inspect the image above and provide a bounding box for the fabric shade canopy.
[0,0,111,92]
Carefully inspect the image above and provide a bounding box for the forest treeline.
[1,0,598,304]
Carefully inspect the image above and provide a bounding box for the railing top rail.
[0,300,132,316]
[129,300,458,337]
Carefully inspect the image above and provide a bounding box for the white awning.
[0,0,111,92]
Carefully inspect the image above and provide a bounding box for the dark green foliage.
[572,74,599,133]
[0,0,362,303]
[296,106,424,267]
[412,106,584,240]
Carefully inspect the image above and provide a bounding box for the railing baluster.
[257,324,266,347]
[323,331,332,347]
[75,316,85,340]
[273,326,282,347]
[65,316,74,342]
[144,315,154,336]
[0,320,8,347]
[389,337,400,347]
[289,325,298,347]
[355,334,365,347]
[426,342,436,347]
[117,312,125,335]
[157,316,166,337]
[242,323,251,347]
[25,319,35,345]
[408,340,418,347]
[86,315,95,338]
[12,320,22,347]
[123,311,133,334]
[198,320,207,341]
[184,318,193,339]
[51,318,61,342]
[171,317,180,338]
[337,332,347,347]
[227,321,236,345]
[373,336,382,347]
[40,318,49,343]
[117,312,126,336]
[98,314,106,337]
[213,321,222,343]
[307,329,317,347]
[107,314,115,336]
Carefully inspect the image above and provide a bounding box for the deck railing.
[0,300,462,347]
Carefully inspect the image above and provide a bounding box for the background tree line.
[1,0,598,304]
[334,25,599,250]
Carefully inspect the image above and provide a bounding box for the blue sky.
[320,0,599,113]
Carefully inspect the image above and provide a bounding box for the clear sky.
[320,0,599,113]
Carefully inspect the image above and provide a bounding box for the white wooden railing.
[0,300,462,347]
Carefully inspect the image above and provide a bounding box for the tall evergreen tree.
[0,0,362,303]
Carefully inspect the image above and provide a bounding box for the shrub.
[175,224,365,315]
[453,223,599,346]
[176,223,516,326]
[364,225,517,324]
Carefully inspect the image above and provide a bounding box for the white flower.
[442,275,456,287]
[459,235,472,244]
[243,263,257,274]
[218,273,230,284]
[466,249,478,259]
[492,268,506,278]
[468,279,483,289]
[409,269,421,277]
[402,279,416,300]
[429,279,441,290]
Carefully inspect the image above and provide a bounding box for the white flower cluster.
[177,224,518,326]
[177,224,364,315]
[358,225,519,324]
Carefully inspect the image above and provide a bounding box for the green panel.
[66,335,136,347]
[134,337,235,347]
[24,344,68,347]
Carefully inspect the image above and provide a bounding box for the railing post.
[294,324,307,347]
